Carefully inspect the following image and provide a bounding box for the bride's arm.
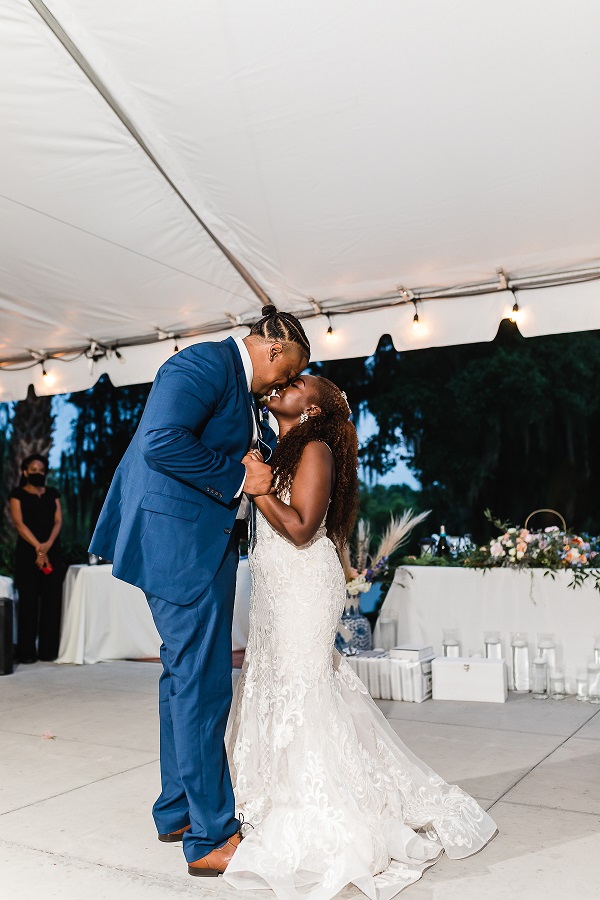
[253,441,334,547]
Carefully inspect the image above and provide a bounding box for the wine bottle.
[436,525,450,557]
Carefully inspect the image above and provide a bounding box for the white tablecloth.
[57,559,252,665]
[375,566,600,690]
[0,575,17,642]
[0,575,15,600]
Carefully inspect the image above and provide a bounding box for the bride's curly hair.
[271,376,359,550]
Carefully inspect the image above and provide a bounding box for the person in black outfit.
[9,454,64,663]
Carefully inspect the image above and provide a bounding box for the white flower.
[346,574,372,596]
[508,527,517,534]
[490,541,505,558]
[508,547,517,557]
[516,550,525,560]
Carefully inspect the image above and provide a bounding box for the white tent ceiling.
[2,0,600,399]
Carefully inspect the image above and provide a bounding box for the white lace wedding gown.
[224,496,497,900]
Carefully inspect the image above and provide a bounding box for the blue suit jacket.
[89,337,276,605]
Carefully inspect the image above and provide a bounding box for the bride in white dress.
[225,375,497,900]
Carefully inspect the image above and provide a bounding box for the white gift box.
[389,655,434,703]
[377,658,392,700]
[345,652,433,703]
[432,657,507,703]
[390,644,434,661]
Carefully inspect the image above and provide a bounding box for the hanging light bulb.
[412,301,422,332]
[509,300,523,325]
[173,337,180,353]
[41,361,55,387]
[325,316,334,343]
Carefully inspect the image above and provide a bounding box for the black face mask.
[27,473,46,488]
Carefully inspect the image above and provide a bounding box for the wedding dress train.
[225,500,497,900]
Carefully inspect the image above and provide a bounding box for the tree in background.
[315,322,600,541]
[58,376,151,547]
[0,386,55,574]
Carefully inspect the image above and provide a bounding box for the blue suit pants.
[146,535,239,862]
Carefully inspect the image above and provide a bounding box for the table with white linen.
[0,575,17,643]
[375,566,600,690]
[0,575,15,601]
[57,559,252,665]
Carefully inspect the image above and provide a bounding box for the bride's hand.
[242,450,264,465]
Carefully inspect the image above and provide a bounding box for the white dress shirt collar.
[234,336,253,392]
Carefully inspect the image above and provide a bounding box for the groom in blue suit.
[90,308,310,876]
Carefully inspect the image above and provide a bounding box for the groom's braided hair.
[271,377,359,551]
[250,305,310,357]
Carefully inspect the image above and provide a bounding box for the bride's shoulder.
[298,440,334,467]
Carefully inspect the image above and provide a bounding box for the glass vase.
[576,668,588,701]
[531,658,548,699]
[378,618,397,652]
[442,628,461,657]
[537,634,557,681]
[549,670,566,700]
[511,632,530,692]
[588,663,600,704]
[484,632,502,660]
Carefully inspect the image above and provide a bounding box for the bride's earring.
[299,412,309,424]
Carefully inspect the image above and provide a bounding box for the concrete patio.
[1,660,599,900]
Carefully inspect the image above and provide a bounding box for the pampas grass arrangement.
[346,508,431,595]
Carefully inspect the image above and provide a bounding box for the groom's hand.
[242,452,273,496]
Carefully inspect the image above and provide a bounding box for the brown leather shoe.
[188,832,241,877]
[158,824,190,843]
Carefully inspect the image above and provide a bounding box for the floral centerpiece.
[344,509,431,597]
[463,510,600,590]
[336,508,431,654]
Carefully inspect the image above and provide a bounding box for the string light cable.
[3,264,600,374]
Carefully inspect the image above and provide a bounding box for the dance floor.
[1,661,599,900]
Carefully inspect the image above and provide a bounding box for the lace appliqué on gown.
[225,498,497,900]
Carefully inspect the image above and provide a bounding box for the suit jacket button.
[224,527,232,535]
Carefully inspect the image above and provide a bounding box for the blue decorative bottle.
[337,598,373,653]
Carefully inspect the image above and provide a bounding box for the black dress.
[10,486,65,662]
